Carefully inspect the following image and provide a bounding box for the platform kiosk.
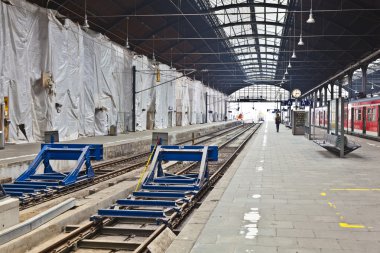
[291,110,306,135]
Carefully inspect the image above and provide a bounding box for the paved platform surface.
[0,122,231,165]
[172,120,380,253]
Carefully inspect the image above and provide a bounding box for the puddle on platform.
[252,194,261,199]
[240,207,261,240]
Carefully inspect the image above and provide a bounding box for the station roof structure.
[28,0,380,95]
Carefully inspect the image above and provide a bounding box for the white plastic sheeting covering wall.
[134,55,155,131]
[188,80,202,125]
[0,0,228,142]
[175,76,191,126]
[154,64,176,129]
[0,0,133,143]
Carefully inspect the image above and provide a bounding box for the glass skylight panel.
[207,0,289,83]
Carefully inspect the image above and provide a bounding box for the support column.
[347,72,353,99]
[335,98,339,135]
[319,88,324,107]
[327,100,331,133]
[330,83,334,100]
[338,80,342,98]
[362,65,368,96]
[339,97,345,157]
[324,86,328,106]
[312,91,317,138]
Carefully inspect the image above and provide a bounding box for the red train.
[311,97,380,137]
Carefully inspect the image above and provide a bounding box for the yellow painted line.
[339,222,365,229]
[328,202,333,207]
[320,192,326,196]
[330,188,380,191]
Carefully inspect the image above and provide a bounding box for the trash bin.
[44,131,59,143]
[109,125,117,136]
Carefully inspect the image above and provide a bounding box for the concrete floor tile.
[297,238,341,249]
[191,243,236,253]
[277,247,321,253]
[234,245,277,253]
[277,228,315,238]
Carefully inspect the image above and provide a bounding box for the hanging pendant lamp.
[288,60,292,69]
[125,17,130,49]
[307,9,315,23]
[298,0,304,46]
[291,49,297,59]
[307,0,316,23]
[298,35,304,46]
[82,0,90,30]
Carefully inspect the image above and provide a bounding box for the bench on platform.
[313,133,361,156]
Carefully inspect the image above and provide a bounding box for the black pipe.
[205,92,208,123]
[132,66,136,132]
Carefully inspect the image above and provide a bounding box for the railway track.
[19,123,245,210]
[38,123,261,253]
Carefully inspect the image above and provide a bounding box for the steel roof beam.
[218,20,284,29]
[229,43,281,50]
[209,2,288,12]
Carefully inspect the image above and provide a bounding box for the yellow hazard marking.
[330,188,380,191]
[322,194,366,229]
[339,223,365,229]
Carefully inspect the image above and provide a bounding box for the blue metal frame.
[93,145,218,222]
[2,144,103,200]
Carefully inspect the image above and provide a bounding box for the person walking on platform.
[275,113,281,132]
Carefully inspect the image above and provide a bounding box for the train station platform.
[0,121,238,180]
[167,120,380,253]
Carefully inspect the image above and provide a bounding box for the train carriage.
[348,97,380,137]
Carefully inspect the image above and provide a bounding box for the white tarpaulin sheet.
[134,55,155,131]
[175,76,190,126]
[189,80,204,125]
[0,0,133,142]
[207,87,215,123]
[154,63,176,129]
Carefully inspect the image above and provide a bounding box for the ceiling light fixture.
[292,13,297,58]
[307,0,316,23]
[82,0,90,30]
[291,49,297,59]
[285,68,288,75]
[151,35,156,68]
[298,0,304,46]
[288,60,292,69]
[125,17,130,49]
